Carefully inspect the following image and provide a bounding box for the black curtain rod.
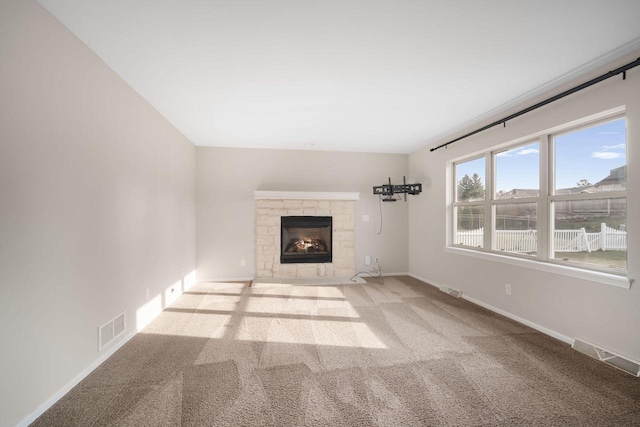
[430,57,640,152]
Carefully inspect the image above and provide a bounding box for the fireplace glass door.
[280,216,332,263]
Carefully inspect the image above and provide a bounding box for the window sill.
[445,246,631,289]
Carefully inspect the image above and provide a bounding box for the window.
[494,142,539,255]
[450,114,627,276]
[453,157,485,248]
[550,117,627,271]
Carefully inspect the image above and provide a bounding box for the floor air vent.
[573,337,640,377]
[98,312,126,351]
[440,286,462,298]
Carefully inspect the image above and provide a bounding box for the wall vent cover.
[98,312,126,351]
[573,337,640,377]
[440,286,462,298]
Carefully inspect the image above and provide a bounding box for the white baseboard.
[407,273,443,290]
[461,294,573,345]
[407,273,574,345]
[195,275,414,283]
[381,272,410,277]
[196,273,412,283]
[17,329,137,427]
[195,277,255,283]
[252,276,366,286]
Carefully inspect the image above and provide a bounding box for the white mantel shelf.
[254,191,360,200]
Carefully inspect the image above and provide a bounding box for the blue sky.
[456,118,626,193]
[555,118,626,189]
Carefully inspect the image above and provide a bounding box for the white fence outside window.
[455,223,626,253]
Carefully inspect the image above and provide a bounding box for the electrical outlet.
[364,256,371,265]
[362,214,370,222]
[240,259,246,267]
[505,284,512,295]
[145,288,150,301]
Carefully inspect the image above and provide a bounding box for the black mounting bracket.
[373,176,422,202]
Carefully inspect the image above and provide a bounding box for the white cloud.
[516,148,539,155]
[602,143,625,151]
[496,151,512,157]
[591,151,623,159]
[598,131,621,135]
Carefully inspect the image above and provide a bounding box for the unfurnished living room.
[1,1,640,426]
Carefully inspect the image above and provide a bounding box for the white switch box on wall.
[362,214,370,222]
[365,256,371,265]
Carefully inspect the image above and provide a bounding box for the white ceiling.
[37,0,640,154]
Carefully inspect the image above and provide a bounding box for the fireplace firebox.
[280,216,332,264]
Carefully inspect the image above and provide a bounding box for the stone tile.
[257,269,273,278]
[263,200,284,209]
[284,200,303,209]
[268,226,279,235]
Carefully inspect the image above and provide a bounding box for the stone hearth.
[254,192,358,279]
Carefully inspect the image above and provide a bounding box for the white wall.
[197,147,409,280]
[0,1,196,426]
[409,51,640,361]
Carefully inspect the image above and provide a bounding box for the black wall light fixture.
[373,176,422,202]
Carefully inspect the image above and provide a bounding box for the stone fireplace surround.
[254,191,359,279]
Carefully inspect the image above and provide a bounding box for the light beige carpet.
[33,276,640,426]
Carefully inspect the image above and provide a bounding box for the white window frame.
[492,140,541,258]
[548,115,627,269]
[447,108,630,289]
[452,155,486,248]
